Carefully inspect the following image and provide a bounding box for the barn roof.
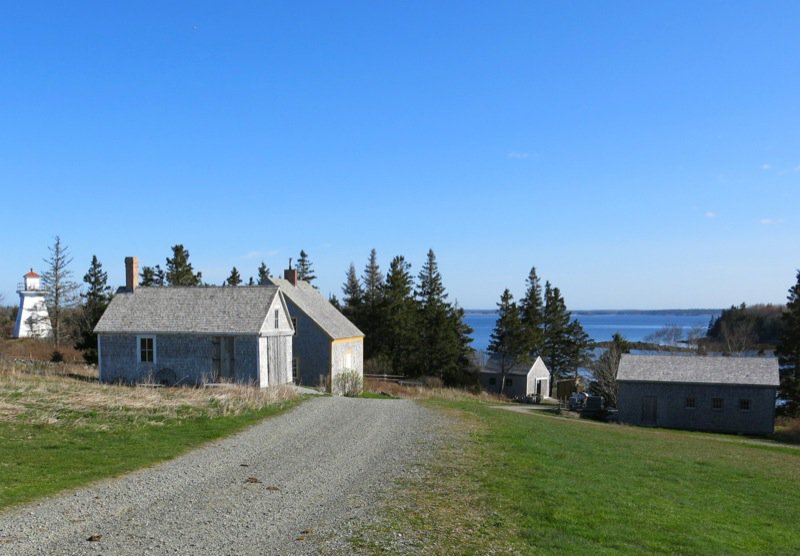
[617,354,779,387]
[94,286,281,335]
[268,277,363,340]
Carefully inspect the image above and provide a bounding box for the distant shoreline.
[464,309,722,316]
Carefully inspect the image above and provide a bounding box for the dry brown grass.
[0,357,297,429]
[365,378,508,404]
[0,338,84,362]
[773,415,800,444]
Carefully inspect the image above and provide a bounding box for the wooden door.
[220,337,235,381]
[641,396,657,425]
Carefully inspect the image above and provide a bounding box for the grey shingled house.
[268,268,364,393]
[617,354,779,435]
[94,257,294,387]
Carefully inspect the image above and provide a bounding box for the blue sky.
[1,2,798,310]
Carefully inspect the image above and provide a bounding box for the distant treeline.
[704,303,785,353]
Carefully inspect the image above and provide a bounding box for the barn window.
[138,336,155,363]
[685,397,696,409]
[274,309,279,328]
[711,397,724,411]
[291,317,298,335]
[739,399,751,411]
[506,378,513,386]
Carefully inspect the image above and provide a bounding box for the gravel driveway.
[0,396,443,555]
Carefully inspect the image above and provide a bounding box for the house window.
[489,377,496,385]
[274,309,279,328]
[506,378,513,386]
[685,397,696,409]
[291,317,298,336]
[292,358,299,384]
[344,350,353,369]
[739,399,751,411]
[138,336,155,363]
[711,397,724,411]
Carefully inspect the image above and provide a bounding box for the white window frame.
[291,317,298,336]
[137,335,156,364]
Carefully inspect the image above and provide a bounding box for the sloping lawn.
[366,399,800,555]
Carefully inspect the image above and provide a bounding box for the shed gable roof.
[617,354,779,387]
[94,286,281,335]
[268,277,363,340]
[482,355,550,377]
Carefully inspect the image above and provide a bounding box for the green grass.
[365,398,800,555]
[0,400,300,510]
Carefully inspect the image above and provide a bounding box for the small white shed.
[480,355,551,400]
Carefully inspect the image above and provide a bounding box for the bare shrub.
[333,369,362,397]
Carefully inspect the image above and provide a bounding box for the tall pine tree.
[777,269,800,415]
[140,265,165,287]
[257,262,270,285]
[381,255,419,375]
[166,245,202,286]
[519,266,545,356]
[415,249,459,381]
[361,249,385,358]
[542,282,590,381]
[74,256,112,363]
[341,262,364,325]
[226,267,242,286]
[488,289,527,392]
[296,250,316,284]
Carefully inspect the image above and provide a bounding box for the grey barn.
[480,355,551,401]
[94,257,294,387]
[268,268,364,394]
[617,354,779,435]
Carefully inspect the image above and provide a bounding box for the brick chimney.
[125,256,139,292]
[284,258,298,286]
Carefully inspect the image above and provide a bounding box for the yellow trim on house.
[331,336,363,345]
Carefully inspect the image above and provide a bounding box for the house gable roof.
[267,277,364,340]
[94,286,282,335]
[617,354,779,387]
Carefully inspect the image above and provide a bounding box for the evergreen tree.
[519,266,545,356]
[165,244,202,286]
[361,249,385,358]
[415,249,459,381]
[74,256,112,363]
[488,289,528,392]
[329,293,342,310]
[226,267,242,287]
[777,269,800,415]
[341,262,364,324]
[247,276,255,286]
[257,262,270,285]
[381,255,419,375]
[542,282,579,380]
[450,302,477,386]
[296,250,316,284]
[41,236,80,346]
[140,264,165,287]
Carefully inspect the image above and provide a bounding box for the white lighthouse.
[12,269,53,339]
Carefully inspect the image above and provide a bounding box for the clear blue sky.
[1,2,798,310]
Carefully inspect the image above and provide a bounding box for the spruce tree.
[257,262,270,285]
[777,269,800,415]
[296,250,316,284]
[41,236,80,346]
[542,282,590,381]
[75,256,112,363]
[488,289,527,392]
[166,245,202,286]
[361,249,385,358]
[382,255,419,375]
[519,266,545,356]
[415,249,459,381]
[342,262,364,323]
[226,267,242,287]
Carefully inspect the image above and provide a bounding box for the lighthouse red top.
[24,269,39,278]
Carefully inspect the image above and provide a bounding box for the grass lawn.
[364,397,800,555]
[0,359,301,511]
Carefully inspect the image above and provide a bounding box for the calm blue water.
[464,311,719,353]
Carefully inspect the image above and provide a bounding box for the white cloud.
[761,163,772,171]
[760,218,783,225]
[705,211,718,219]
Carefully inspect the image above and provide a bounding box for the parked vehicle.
[568,391,589,411]
[581,395,608,420]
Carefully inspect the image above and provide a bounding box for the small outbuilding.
[617,354,779,435]
[268,268,364,394]
[480,355,551,401]
[94,257,294,387]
